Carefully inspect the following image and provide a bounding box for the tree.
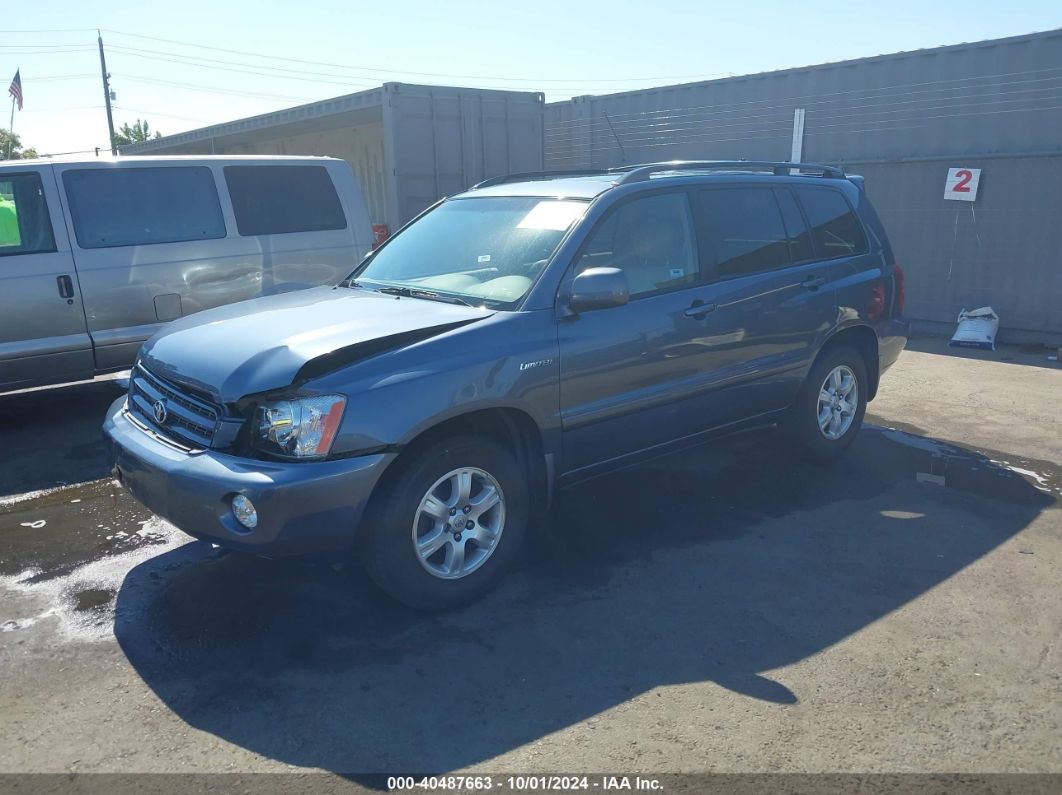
[0,129,37,160]
[113,119,162,147]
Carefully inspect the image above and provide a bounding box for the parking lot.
[1,337,1059,777]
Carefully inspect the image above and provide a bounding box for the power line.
[0,47,95,55]
[104,44,711,95]
[0,42,89,48]
[100,28,729,85]
[0,28,96,33]
[116,74,313,103]
[24,73,96,82]
[110,106,210,124]
[20,105,105,112]
[105,46,379,89]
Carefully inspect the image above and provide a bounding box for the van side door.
[56,163,237,372]
[221,164,361,293]
[0,167,93,391]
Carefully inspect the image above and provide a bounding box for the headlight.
[254,394,346,459]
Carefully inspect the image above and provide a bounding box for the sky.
[4,0,1061,156]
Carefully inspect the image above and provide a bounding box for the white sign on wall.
[944,167,982,201]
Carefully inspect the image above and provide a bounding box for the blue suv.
[104,161,909,610]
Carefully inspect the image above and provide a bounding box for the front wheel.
[786,346,868,463]
[360,435,529,611]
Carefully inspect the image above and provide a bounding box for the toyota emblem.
[153,399,168,424]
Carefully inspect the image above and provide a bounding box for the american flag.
[8,69,22,111]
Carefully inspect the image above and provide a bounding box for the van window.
[773,188,814,263]
[794,187,868,258]
[575,192,698,298]
[692,187,789,278]
[63,167,226,249]
[224,165,346,236]
[0,173,57,256]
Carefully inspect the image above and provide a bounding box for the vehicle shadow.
[113,424,1055,775]
[0,380,123,498]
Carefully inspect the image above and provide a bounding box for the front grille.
[128,364,221,449]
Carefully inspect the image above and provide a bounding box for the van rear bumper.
[102,396,394,556]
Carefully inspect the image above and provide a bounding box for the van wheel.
[786,346,867,463]
[360,435,529,611]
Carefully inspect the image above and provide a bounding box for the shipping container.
[122,82,546,234]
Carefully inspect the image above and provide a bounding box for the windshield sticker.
[478,254,492,263]
[517,201,586,232]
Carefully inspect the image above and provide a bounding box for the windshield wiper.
[374,285,475,307]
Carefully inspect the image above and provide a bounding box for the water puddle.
[0,478,190,643]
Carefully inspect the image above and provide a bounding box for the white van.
[0,155,372,393]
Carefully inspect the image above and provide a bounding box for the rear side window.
[773,188,814,263]
[794,187,868,258]
[224,165,346,236]
[63,167,226,249]
[692,187,789,278]
[0,173,56,256]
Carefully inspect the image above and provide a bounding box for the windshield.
[351,196,588,307]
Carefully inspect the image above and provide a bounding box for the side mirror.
[569,267,629,314]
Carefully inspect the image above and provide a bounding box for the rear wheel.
[360,435,529,611]
[786,346,868,463]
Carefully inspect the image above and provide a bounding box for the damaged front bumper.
[102,396,395,556]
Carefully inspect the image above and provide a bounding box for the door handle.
[684,300,717,319]
[801,275,826,290]
[56,275,75,300]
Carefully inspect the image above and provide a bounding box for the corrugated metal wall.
[544,30,1062,341]
[852,156,1062,336]
[382,84,544,228]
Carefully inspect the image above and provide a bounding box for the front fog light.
[231,494,258,529]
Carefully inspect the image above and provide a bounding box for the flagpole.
[5,96,13,159]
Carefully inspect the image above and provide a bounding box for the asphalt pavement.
[0,340,1059,781]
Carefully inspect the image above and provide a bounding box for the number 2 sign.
[944,167,982,201]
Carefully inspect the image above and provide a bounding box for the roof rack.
[471,169,612,189]
[611,160,845,184]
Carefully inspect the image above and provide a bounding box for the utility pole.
[97,31,116,155]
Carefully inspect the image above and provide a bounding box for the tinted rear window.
[692,187,789,278]
[63,167,226,249]
[224,165,346,236]
[773,188,814,263]
[0,172,57,256]
[794,187,868,258]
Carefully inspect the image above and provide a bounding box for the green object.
[0,197,20,248]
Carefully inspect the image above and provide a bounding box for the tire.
[786,345,868,463]
[359,434,529,611]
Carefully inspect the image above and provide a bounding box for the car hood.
[139,286,494,403]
